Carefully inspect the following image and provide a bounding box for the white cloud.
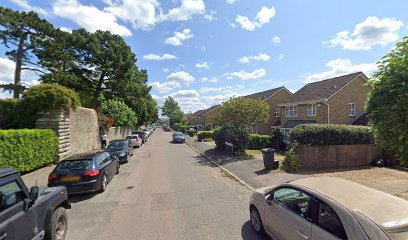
[278,53,284,61]
[159,0,205,22]
[150,81,181,93]
[272,36,280,45]
[195,61,209,69]
[59,27,72,33]
[304,58,377,83]
[0,58,16,83]
[104,0,159,31]
[228,68,266,80]
[165,29,194,46]
[226,0,237,4]
[166,71,195,84]
[53,0,132,36]
[163,68,169,73]
[323,16,404,50]
[238,53,270,64]
[170,89,200,99]
[234,6,275,31]
[143,53,177,60]
[204,10,217,21]
[9,0,48,16]
[200,77,218,83]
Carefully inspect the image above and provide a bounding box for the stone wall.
[297,144,381,170]
[107,126,133,141]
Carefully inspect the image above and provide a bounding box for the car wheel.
[99,174,107,192]
[45,207,68,240]
[250,207,265,235]
[116,163,120,174]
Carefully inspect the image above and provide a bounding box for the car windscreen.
[56,159,93,171]
[127,135,139,139]
[174,133,184,136]
[107,141,127,149]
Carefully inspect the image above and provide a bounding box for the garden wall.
[297,144,381,170]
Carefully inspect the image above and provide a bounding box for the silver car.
[249,177,408,240]
[126,135,142,148]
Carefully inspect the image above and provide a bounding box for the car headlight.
[119,153,126,157]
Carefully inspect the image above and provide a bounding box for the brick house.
[277,72,371,141]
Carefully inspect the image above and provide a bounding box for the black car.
[105,139,133,163]
[172,132,185,143]
[48,151,119,194]
[0,169,70,240]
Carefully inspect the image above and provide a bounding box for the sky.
[1,0,408,113]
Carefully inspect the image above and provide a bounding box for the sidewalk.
[185,137,303,190]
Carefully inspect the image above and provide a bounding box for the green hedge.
[290,124,374,146]
[248,134,273,150]
[0,129,59,173]
[197,131,213,140]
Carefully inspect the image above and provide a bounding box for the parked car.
[0,169,71,240]
[163,126,171,132]
[172,132,185,143]
[144,130,150,138]
[134,131,148,143]
[48,151,119,194]
[249,177,408,240]
[126,134,142,148]
[105,139,133,163]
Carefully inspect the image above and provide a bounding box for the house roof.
[282,72,365,104]
[244,87,288,101]
[202,105,220,116]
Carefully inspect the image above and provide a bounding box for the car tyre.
[45,207,68,240]
[116,163,120,174]
[250,207,265,235]
[99,174,107,192]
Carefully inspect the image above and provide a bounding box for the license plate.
[61,176,81,182]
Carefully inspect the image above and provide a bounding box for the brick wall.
[280,103,329,127]
[297,144,381,170]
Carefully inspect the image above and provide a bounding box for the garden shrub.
[187,128,195,137]
[282,143,301,172]
[197,131,213,140]
[213,126,248,154]
[290,124,374,146]
[173,123,189,133]
[248,134,273,150]
[0,129,58,173]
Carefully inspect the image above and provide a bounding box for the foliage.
[213,126,249,154]
[197,131,213,140]
[217,97,269,130]
[290,124,374,146]
[0,99,35,129]
[187,128,195,137]
[162,96,180,117]
[23,84,80,111]
[169,109,184,127]
[0,7,55,98]
[0,129,58,173]
[282,143,301,172]
[366,36,408,167]
[101,99,137,127]
[173,123,189,133]
[248,134,273,150]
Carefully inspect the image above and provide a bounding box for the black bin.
[261,148,277,170]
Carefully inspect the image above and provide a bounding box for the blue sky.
[1,0,408,112]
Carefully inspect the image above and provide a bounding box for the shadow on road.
[191,155,217,168]
[254,169,272,175]
[68,192,97,203]
[241,221,271,240]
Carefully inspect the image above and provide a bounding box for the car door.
[264,187,312,240]
[128,140,133,155]
[0,177,38,240]
[311,200,348,240]
[103,153,115,180]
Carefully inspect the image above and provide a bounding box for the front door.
[0,178,37,240]
[265,187,312,240]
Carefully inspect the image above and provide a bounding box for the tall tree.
[169,109,184,127]
[0,7,54,97]
[162,96,180,117]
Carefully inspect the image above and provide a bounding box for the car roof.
[64,150,105,161]
[290,177,408,228]
[0,168,18,178]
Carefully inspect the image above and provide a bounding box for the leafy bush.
[102,99,138,127]
[0,129,58,173]
[0,99,35,129]
[173,123,189,133]
[23,84,81,111]
[282,143,301,172]
[187,128,195,137]
[248,134,273,150]
[197,131,213,141]
[213,126,248,154]
[290,124,374,146]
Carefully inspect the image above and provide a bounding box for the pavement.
[185,137,304,189]
[22,129,269,240]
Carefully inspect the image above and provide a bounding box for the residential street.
[25,129,268,240]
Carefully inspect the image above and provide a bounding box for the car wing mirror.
[29,186,39,203]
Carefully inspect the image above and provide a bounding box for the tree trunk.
[93,74,105,109]
[13,35,26,98]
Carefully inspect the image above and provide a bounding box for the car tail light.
[84,170,100,177]
[48,173,58,181]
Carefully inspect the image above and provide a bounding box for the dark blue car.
[48,151,119,194]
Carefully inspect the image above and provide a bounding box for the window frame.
[274,108,280,117]
[308,104,317,116]
[0,180,27,213]
[313,199,348,240]
[285,106,298,117]
[272,186,314,222]
[348,103,355,117]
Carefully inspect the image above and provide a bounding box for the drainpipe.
[321,101,330,124]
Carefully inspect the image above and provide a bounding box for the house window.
[348,103,355,116]
[285,106,298,117]
[308,104,316,116]
[274,108,280,117]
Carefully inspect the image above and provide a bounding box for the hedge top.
[290,124,374,146]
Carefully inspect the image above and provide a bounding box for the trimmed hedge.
[197,131,213,140]
[248,134,273,150]
[290,124,374,146]
[0,129,58,173]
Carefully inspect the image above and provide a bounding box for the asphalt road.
[57,129,270,240]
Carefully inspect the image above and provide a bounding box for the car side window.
[273,188,312,221]
[317,202,348,240]
[0,181,25,212]
[95,154,105,166]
